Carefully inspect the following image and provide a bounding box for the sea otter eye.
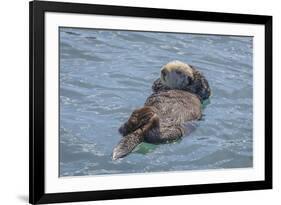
[175,70,182,75]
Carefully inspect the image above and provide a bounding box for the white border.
[45,12,265,193]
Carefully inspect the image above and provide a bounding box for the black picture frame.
[29,0,272,204]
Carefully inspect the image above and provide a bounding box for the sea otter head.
[160,60,194,90]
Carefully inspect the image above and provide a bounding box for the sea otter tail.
[112,131,144,160]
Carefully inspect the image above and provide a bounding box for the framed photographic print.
[29,0,272,204]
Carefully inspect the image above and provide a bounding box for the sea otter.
[112,60,211,160]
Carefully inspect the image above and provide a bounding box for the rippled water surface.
[59,27,253,176]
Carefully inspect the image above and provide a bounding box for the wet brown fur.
[112,62,210,160]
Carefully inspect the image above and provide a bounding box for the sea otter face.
[160,60,194,89]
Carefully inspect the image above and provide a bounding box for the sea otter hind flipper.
[113,107,159,160]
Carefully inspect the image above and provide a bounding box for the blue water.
[59,27,253,176]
